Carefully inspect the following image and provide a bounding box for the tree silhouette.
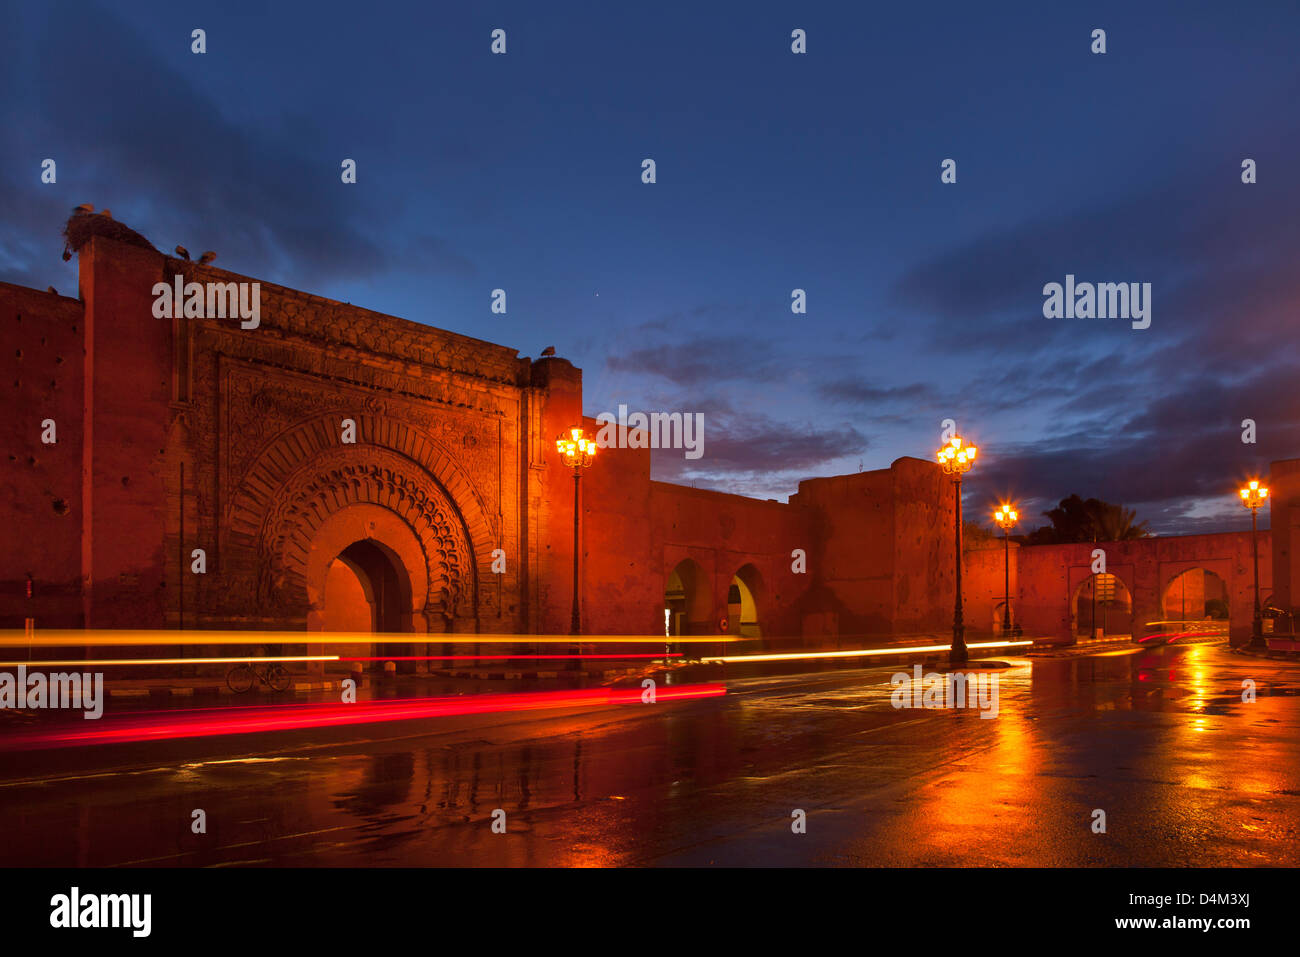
[1024,494,1152,544]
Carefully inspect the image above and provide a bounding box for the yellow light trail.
[0,631,740,648]
[0,655,339,667]
[700,639,1034,664]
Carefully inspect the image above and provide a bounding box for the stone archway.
[317,538,415,668]
[1070,573,1134,638]
[665,558,710,637]
[226,433,485,633]
[729,563,765,639]
[1161,567,1230,621]
[306,502,431,671]
[305,503,429,630]
[993,601,1016,636]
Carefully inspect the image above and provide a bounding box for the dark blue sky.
[3,0,1297,534]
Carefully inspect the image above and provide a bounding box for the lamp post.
[1239,479,1268,650]
[557,427,596,642]
[937,435,978,664]
[994,504,1018,635]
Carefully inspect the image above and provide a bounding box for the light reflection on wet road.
[1,643,1297,866]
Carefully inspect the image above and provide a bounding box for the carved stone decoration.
[238,445,478,623]
[220,364,501,526]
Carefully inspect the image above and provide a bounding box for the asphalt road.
[1,642,1297,866]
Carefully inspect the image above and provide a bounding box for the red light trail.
[336,654,682,661]
[0,684,727,751]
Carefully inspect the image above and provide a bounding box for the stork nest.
[62,212,155,255]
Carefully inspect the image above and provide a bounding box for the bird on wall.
[47,286,57,295]
[73,203,93,214]
[540,346,556,357]
[174,245,190,261]
[197,251,216,265]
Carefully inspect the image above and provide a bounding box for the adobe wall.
[891,456,958,636]
[168,250,537,638]
[963,539,1018,638]
[650,480,809,643]
[0,283,86,628]
[526,361,587,636]
[4,221,574,645]
[5,218,1295,652]
[791,456,955,641]
[575,414,659,637]
[79,236,175,629]
[1009,531,1270,644]
[1270,457,1300,613]
[790,467,894,638]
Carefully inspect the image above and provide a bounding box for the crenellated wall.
[1,214,1296,655]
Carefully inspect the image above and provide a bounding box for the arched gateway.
[223,413,495,637]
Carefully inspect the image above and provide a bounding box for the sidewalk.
[1026,633,1137,657]
[99,674,352,700]
[86,664,653,701]
[39,635,1185,703]
[422,660,655,681]
[1232,637,1300,660]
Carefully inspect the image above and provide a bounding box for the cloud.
[963,361,1299,534]
[0,2,474,294]
[649,404,867,498]
[816,379,935,405]
[605,334,777,387]
[889,151,1300,368]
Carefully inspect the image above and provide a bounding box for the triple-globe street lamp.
[1239,479,1268,649]
[993,504,1019,635]
[937,435,978,664]
[558,427,596,642]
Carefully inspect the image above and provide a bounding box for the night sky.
[3,1,1297,534]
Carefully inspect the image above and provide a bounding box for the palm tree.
[1026,495,1152,543]
[1090,502,1151,541]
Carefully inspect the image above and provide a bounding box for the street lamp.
[557,427,596,638]
[1239,479,1268,650]
[937,435,978,664]
[993,503,1018,635]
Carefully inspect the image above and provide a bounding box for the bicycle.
[226,660,292,694]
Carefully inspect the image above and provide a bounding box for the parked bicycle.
[226,660,292,694]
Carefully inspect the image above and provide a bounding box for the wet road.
[1,642,1297,866]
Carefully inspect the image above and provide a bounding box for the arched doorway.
[319,539,414,669]
[323,541,411,631]
[304,503,432,673]
[1071,573,1133,638]
[729,564,764,639]
[993,601,1016,636]
[1162,568,1229,621]
[665,559,709,637]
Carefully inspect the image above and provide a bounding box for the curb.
[424,669,635,680]
[106,679,349,699]
[1026,636,1139,656]
[1231,645,1300,661]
